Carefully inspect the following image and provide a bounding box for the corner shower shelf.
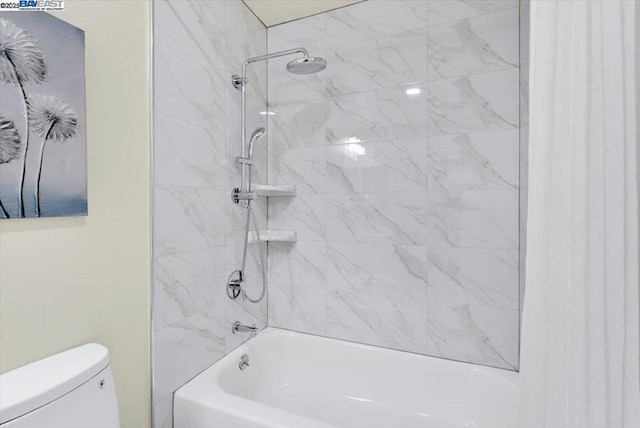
[248,230,297,244]
[254,184,296,197]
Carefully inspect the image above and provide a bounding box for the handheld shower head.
[248,127,266,157]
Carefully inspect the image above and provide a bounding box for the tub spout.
[233,322,258,335]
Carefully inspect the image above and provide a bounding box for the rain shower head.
[248,127,266,157]
[287,57,327,75]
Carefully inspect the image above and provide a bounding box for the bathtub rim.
[174,327,518,428]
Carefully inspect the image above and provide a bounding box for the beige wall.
[0,2,152,428]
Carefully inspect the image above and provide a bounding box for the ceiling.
[243,0,364,27]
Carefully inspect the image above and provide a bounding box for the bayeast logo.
[17,0,64,10]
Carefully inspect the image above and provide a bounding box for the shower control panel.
[231,187,256,204]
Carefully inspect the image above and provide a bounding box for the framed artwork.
[0,11,86,219]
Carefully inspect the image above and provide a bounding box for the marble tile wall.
[152,1,267,426]
[267,0,522,370]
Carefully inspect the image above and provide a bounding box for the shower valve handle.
[232,188,256,203]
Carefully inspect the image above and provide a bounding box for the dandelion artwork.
[0,12,86,219]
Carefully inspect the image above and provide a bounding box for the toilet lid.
[0,343,110,424]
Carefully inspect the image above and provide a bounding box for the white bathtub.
[174,328,518,428]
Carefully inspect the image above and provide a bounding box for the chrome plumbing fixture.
[227,47,327,304]
[239,354,250,371]
[286,56,328,74]
[231,188,256,204]
[231,127,265,204]
[226,270,242,299]
[233,322,258,335]
[248,127,266,157]
[231,47,327,89]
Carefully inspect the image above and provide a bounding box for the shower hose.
[239,203,267,303]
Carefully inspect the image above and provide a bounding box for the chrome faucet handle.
[239,354,250,370]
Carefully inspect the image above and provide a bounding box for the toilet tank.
[0,343,121,428]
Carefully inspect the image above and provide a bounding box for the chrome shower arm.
[238,47,310,87]
[242,47,309,70]
[236,48,308,192]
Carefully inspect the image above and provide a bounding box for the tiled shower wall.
[152,0,267,426]
[267,0,522,370]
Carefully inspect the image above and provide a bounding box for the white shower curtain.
[520,1,640,427]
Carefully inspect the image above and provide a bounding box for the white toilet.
[0,343,121,427]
